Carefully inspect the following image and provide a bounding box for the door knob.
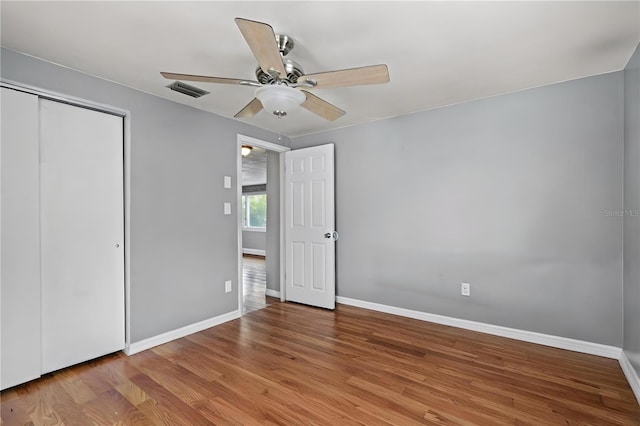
[324,231,339,241]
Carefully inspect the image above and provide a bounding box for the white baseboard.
[124,310,241,355]
[336,296,622,359]
[265,289,281,298]
[243,248,265,256]
[619,351,640,404]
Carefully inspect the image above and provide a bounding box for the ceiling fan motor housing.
[255,60,304,85]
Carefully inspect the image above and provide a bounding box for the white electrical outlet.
[461,282,471,296]
[224,202,231,215]
[224,176,231,189]
[225,280,232,293]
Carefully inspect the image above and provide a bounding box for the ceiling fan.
[161,18,390,121]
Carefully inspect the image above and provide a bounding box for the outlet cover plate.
[461,282,471,296]
[225,280,232,293]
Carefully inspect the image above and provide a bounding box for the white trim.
[237,134,290,317]
[242,227,266,233]
[336,296,622,359]
[123,112,132,352]
[266,289,281,298]
[619,351,640,404]
[1,79,126,117]
[238,134,290,153]
[243,248,266,256]
[124,310,240,355]
[279,153,286,302]
[237,137,244,318]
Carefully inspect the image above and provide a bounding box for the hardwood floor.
[2,302,639,425]
[242,254,277,314]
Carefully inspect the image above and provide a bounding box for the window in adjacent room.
[242,193,267,230]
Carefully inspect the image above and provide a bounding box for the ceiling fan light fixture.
[241,145,253,156]
[255,85,306,117]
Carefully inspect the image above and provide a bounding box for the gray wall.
[293,72,624,346]
[624,44,640,374]
[242,230,266,252]
[1,48,290,343]
[266,151,281,292]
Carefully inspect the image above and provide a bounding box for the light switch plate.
[224,202,231,215]
[224,176,231,189]
[225,280,232,293]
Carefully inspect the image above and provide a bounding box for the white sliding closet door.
[1,88,42,390]
[40,99,125,373]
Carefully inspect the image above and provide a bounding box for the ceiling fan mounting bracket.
[275,34,294,56]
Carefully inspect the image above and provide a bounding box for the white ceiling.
[1,1,638,137]
[242,147,267,186]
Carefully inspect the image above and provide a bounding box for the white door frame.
[0,80,133,353]
[236,134,290,314]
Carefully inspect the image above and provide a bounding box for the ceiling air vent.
[167,81,209,98]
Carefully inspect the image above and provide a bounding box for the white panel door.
[40,99,125,374]
[1,88,42,389]
[284,144,336,309]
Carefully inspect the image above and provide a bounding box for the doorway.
[237,135,289,314]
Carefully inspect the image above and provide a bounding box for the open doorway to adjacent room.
[237,135,289,314]
[241,146,269,313]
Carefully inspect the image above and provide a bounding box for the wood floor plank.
[2,301,639,425]
[0,390,32,426]
[199,397,260,425]
[81,388,152,425]
[151,340,224,382]
[115,381,150,407]
[127,350,218,408]
[135,397,193,426]
[128,373,212,425]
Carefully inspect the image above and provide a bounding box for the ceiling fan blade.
[299,64,389,89]
[234,98,264,118]
[235,18,287,78]
[301,91,345,121]
[161,72,259,86]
